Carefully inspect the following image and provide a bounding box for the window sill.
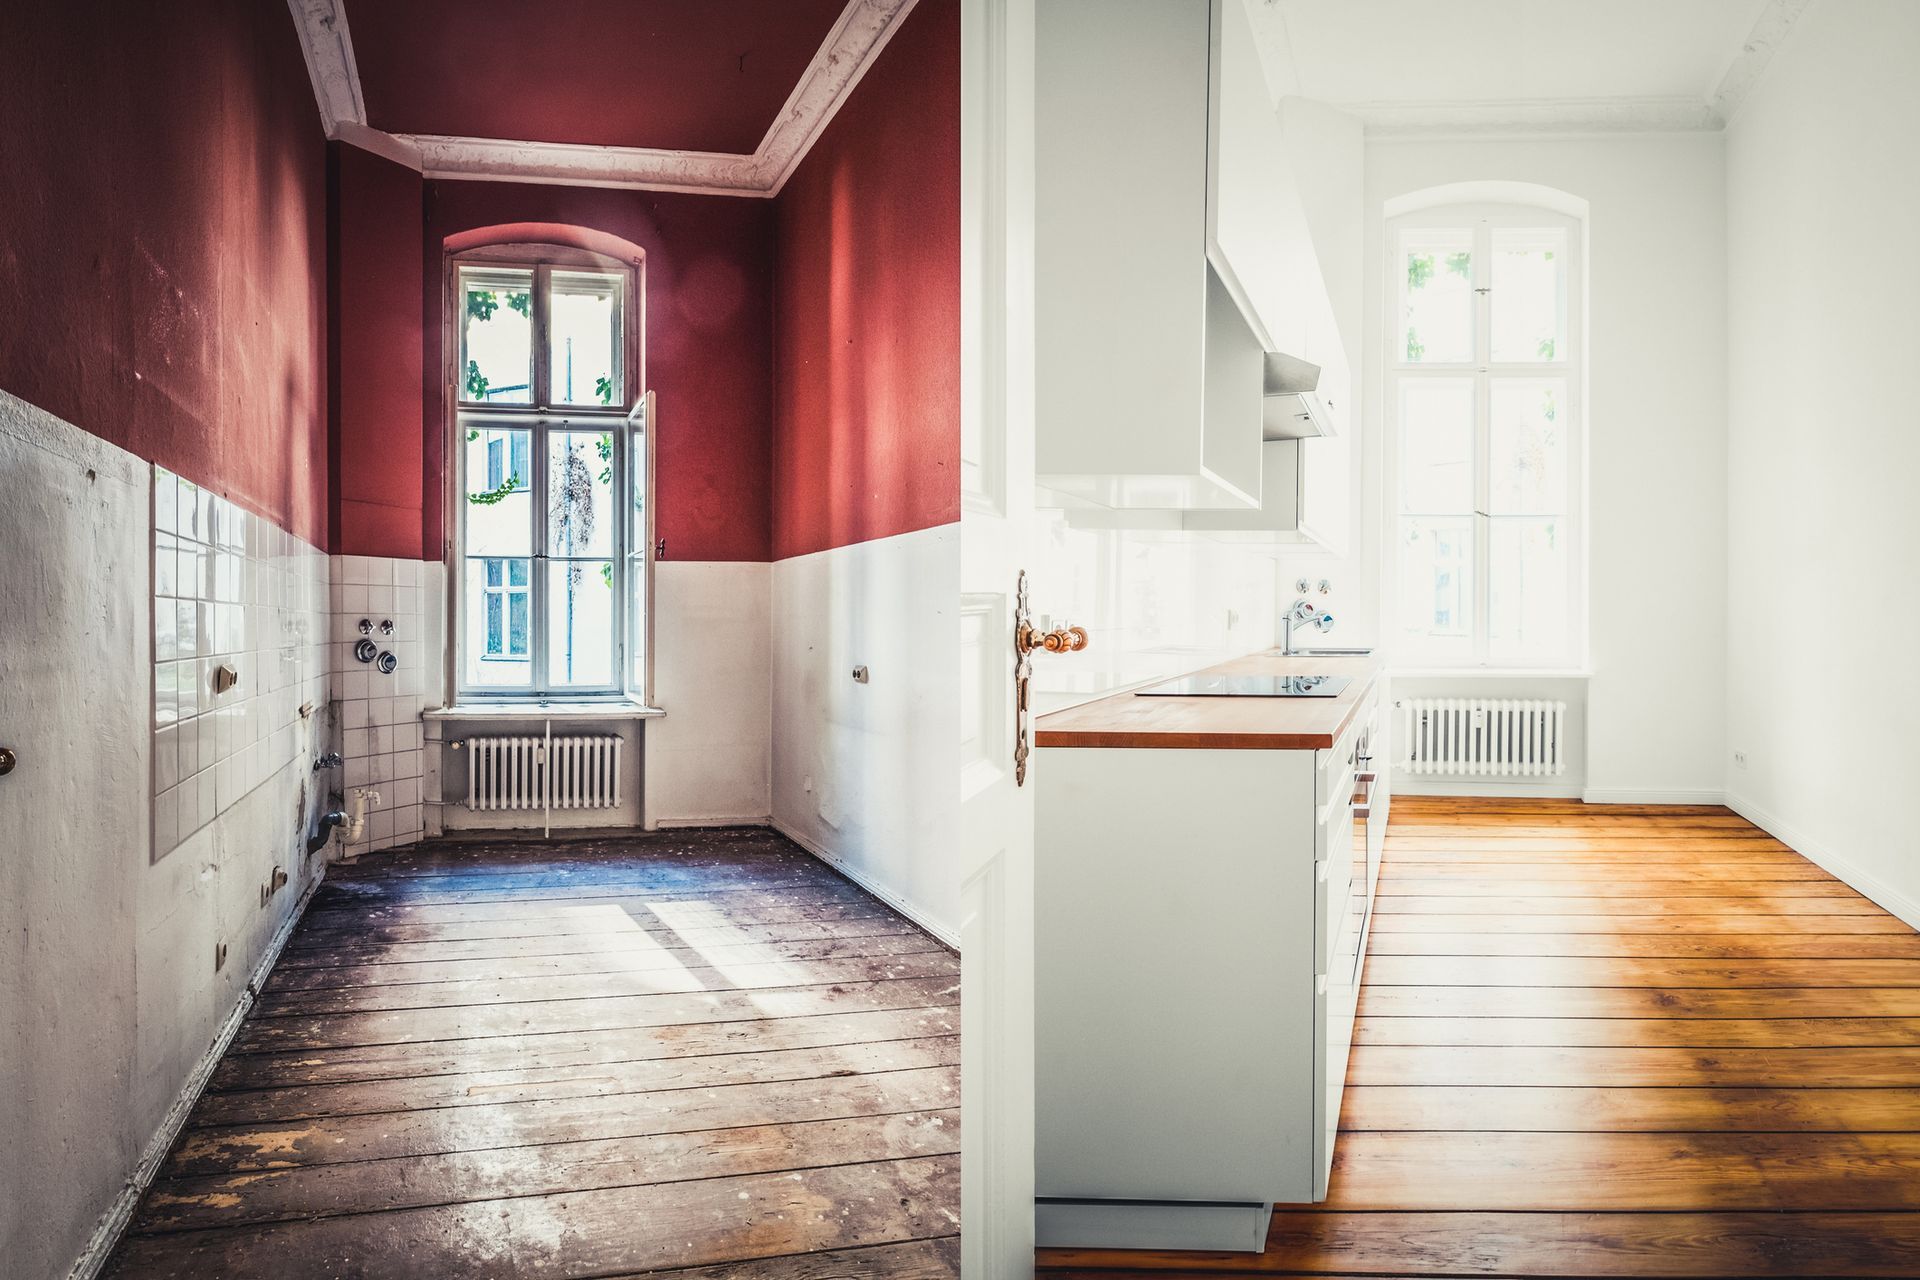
[425,700,664,722]
[1390,667,1592,679]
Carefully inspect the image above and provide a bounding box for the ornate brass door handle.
[1018,623,1090,655]
[1012,572,1089,787]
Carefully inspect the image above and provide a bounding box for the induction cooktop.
[1137,674,1352,698]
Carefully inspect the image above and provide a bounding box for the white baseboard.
[652,815,774,830]
[66,865,327,1280]
[1726,791,1920,934]
[1393,776,1583,800]
[770,818,959,950]
[1582,787,1727,805]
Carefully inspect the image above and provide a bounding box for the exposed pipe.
[306,810,346,856]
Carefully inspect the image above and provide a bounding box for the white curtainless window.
[1387,204,1585,668]
[450,246,652,701]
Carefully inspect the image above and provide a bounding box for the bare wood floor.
[1039,795,1920,1278]
[105,828,960,1279]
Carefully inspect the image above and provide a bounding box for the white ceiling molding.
[285,0,917,197]
[286,0,365,132]
[1708,0,1813,126]
[1350,96,1723,137]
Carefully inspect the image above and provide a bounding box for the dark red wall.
[419,183,776,563]
[0,0,328,546]
[330,145,425,558]
[771,0,962,561]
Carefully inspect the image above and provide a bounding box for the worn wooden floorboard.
[106,829,959,1279]
[1038,795,1920,1279]
[208,1005,960,1092]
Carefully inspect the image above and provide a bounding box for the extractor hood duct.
[1263,351,1336,440]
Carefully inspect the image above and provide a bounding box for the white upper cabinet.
[1035,0,1264,510]
[1207,0,1307,357]
[1035,0,1352,534]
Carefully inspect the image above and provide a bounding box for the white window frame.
[1385,202,1587,670]
[446,244,653,703]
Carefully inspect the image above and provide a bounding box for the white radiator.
[467,734,623,811]
[1399,698,1567,777]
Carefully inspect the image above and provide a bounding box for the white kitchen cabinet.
[1034,0,1353,546]
[1035,0,1272,510]
[1033,662,1386,1251]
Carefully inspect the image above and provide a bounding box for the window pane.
[1491,228,1566,362]
[484,591,504,653]
[1489,517,1568,661]
[1396,517,1475,662]
[1399,379,1474,513]
[1490,379,1568,515]
[548,561,615,687]
[463,428,532,555]
[1401,230,1473,363]
[548,431,615,559]
[464,558,532,687]
[550,271,622,406]
[460,268,533,404]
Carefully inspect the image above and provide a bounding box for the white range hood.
[1263,351,1337,440]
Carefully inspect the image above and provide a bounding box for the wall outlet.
[260,864,289,907]
[1733,750,1748,769]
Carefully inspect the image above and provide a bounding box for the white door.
[959,0,1039,1275]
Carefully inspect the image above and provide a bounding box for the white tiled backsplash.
[150,467,330,861]
[328,555,445,855]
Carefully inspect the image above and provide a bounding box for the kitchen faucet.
[1279,599,1334,656]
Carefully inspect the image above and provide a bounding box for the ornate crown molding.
[1709,0,1814,127]
[287,0,364,131]
[285,0,916,197]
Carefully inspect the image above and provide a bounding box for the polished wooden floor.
[1039,795,1920,1278]
[105,829,960,1279]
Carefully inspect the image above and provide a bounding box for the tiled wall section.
[150,467,330,861]
[328,555,446,855]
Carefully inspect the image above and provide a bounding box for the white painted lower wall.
[0,390,331,1280]
[646,560,772,827]
[772,524,960,942]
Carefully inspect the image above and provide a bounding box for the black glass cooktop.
[1137,674,1352,698]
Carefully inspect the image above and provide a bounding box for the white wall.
[771,524,960,941]
[1362,134,1729,801]
[0,392,330,1280]
[647,561,772,826]
[1029,512,1280,712]
[1724,0,1920,920]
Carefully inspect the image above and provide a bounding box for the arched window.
[448,242,650,700]
[1386,199,1585,668]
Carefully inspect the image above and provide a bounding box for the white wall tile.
[326,553,437,855]
[150,467,330,862]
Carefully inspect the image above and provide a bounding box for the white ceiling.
[1253,0,1798,133]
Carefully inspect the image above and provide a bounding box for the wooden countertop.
[1034,651,1381,750]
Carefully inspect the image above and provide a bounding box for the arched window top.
[445,222,646,268]
[1385,180,1588,222]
